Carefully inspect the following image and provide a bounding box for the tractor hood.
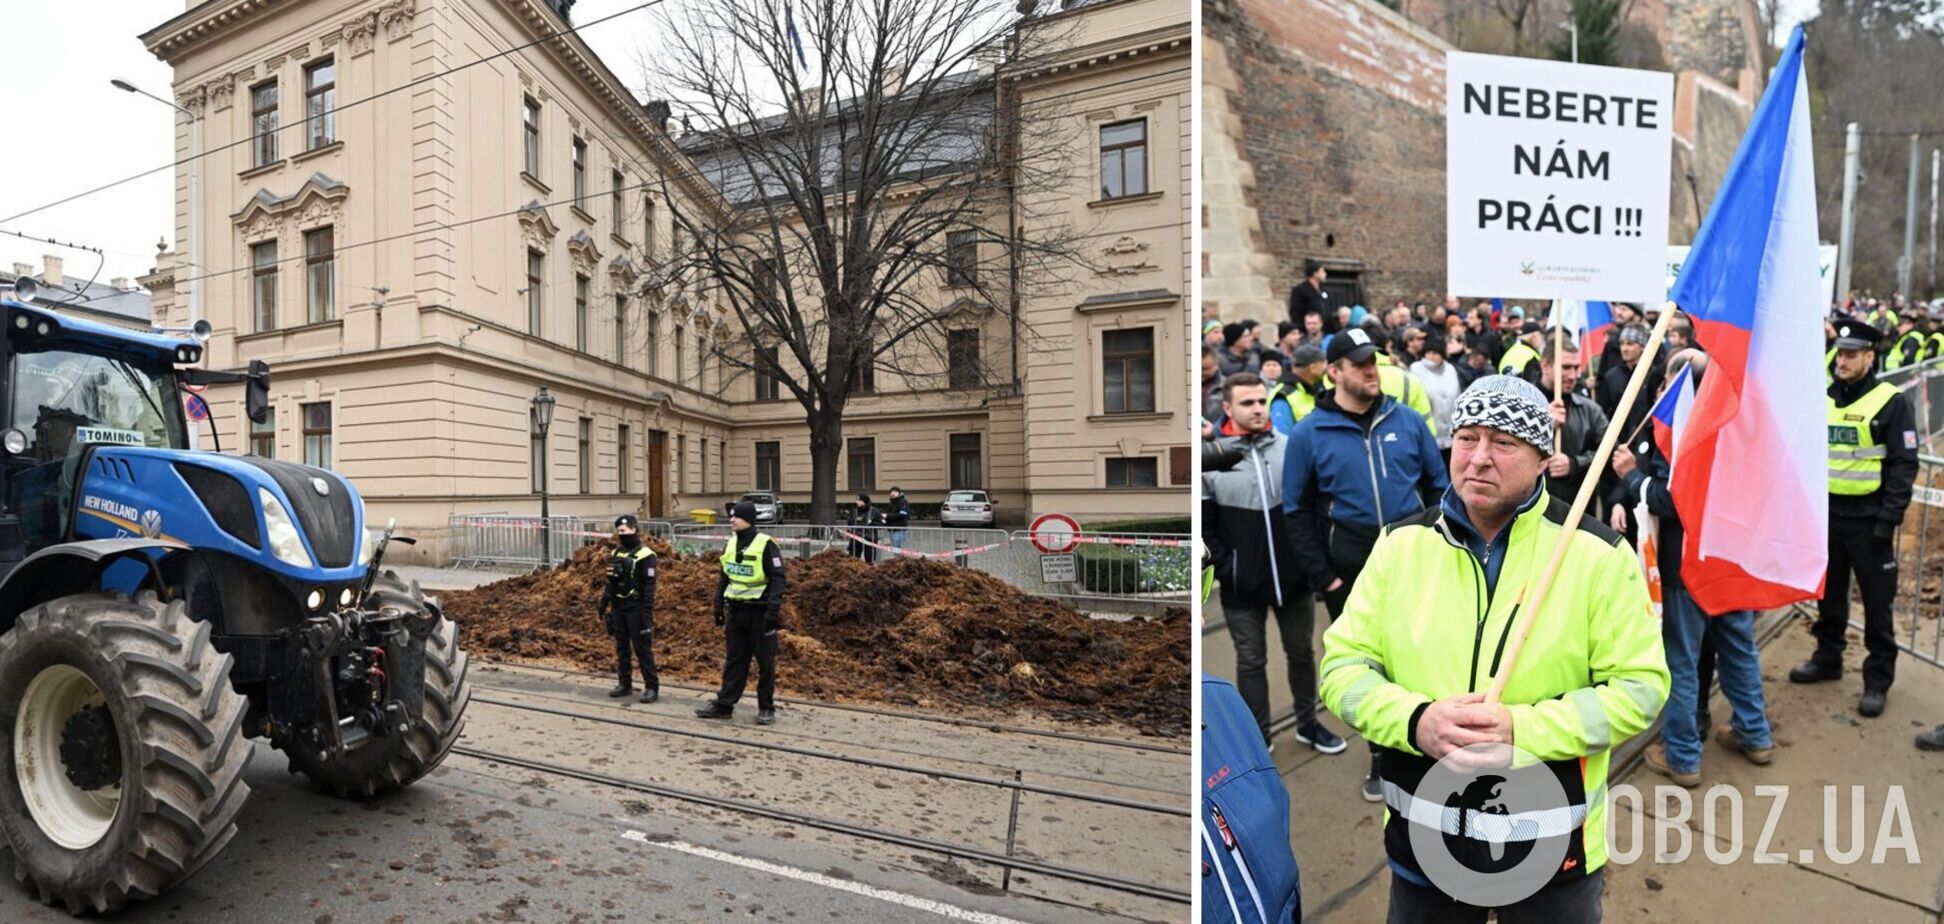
[72,446,367,583]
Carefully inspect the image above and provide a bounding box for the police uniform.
[1498,332,1543,382]
[1794,321,1919,715]
[697,501,787,724]
[600,514,659,702]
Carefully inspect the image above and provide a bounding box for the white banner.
[1666,243,1837,309]
[1446,52,1674,304]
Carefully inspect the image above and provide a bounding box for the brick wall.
[1203,0,1455,318]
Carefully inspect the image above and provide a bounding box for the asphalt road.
[0,662,1189,923]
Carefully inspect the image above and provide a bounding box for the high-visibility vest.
[1828,381,1899,496]
[1888,332,1925,370]
[1377,353,1436,435]
[1499,340,1541,378]
[720,532,774,600]
[1927,331,1944,362]
[607,544,656,602]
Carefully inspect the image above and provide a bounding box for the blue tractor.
[0,279,471,913]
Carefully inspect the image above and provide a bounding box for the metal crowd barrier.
[1883,455,1944,669]
[448,514,673,569]
[665,523,1191,611]
[1879,356,1944,450]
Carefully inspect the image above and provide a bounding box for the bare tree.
[635,0,1085,525]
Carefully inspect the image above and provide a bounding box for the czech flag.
[1665,26,1827,613]
[1650,363,1694,463]
[1553,299,1616,358]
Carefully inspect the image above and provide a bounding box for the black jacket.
[1614,435,1685,589]
[1201,424,1306,606]
[847,505,885,528]
[1289,281,1331,327]
[1596,358,1663,445]
[714,528,788,625]
[884,495,911,527]
[1543,389,1610,506]
[602,542,657,614]
[1829,374,1920,527]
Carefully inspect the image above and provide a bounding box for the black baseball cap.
[1327,326,1380,364]
[1832,320,1883,350]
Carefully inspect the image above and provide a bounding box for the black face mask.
[618,532,641,549]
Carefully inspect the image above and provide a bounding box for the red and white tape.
[835,530,1011,559]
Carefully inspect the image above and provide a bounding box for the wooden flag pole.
[1552,307,1565,450]
[1485,301,1680,705]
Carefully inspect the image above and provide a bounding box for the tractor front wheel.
[281,573,471,798]
[0,591,252,914]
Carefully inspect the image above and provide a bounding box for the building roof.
[0,269,153,329]
[679,71,995,205]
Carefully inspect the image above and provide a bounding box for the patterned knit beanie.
[1451,374,1555,456]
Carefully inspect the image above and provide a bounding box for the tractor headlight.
[339,587,354,607]
[306,589,325,611]
[0,429,24,455]
[259,488,315,569]
[358,526,384,566]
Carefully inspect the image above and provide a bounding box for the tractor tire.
[0,591,252,914]
[281,573,470,798]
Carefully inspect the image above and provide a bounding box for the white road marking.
[620,829,1033,924]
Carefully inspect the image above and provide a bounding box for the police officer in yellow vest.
[600,514,659,703]
[1791,320,1920,718]
[1497,320,1545,383]
[1886,312,1925,370]
[697,501,787,724]
[1925,308,1944,362]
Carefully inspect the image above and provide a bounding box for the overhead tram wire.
[0,0,673,228]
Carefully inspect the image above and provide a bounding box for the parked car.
[727,491,783,525]
[939,489,996,527]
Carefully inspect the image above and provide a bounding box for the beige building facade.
[137,0,1188,562]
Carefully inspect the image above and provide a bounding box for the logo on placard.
[1520,260,1536,275]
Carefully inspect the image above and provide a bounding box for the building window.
[251,81,279,167]
[250,408,275,458]
[719,441,726,494]
[674,326,685,382]
[614,294,627,361]
[572,137,587,208]
[305,227,334,324]
[700,437,709,492]
[646,311,661,376]
[522,96,541,178]
[847,438,876,491]
[755,346,779,401]
[302,402,332,469]
[676,434,687,492]
[1106,456,1159,488]
[945,230,977,286]
[611,170,625,235]
[526,249,544,335]
[754,257,780,303]
[618,424,632,494]
[947,329,980,389]
[578,417,592,494]
[1099,119,1148,200]
[949,433,982,489]
[531,430,545,492]
[1102,327,1155,414]
[697,335,708,387]
[251,241,278,332]
[858,340,875,393]
[574,274,590,352]
[304,59,336,150]
[755,441,781,491]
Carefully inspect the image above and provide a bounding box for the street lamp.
[531,386,557,567]
[114,78,202,447]
[1557,20,1579,64]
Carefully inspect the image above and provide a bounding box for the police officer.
[1886,312,1924,370]
[697,501,786,725]
[1497,320,1545,382]
[599,515,658,703]
[1791,320,1919,717]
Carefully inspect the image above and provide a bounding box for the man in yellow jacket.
[1320,374,1669,922]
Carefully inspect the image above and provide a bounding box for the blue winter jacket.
[1282,392,1448,588]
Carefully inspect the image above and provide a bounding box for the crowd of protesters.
[1201,272,1944,919]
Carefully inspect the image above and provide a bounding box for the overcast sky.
[0,0,1823,292]
[0,0,657,291]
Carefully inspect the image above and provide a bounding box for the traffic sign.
[1038,553,1077,584]
[1028,512,1080,554]
[184,394,210,422]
